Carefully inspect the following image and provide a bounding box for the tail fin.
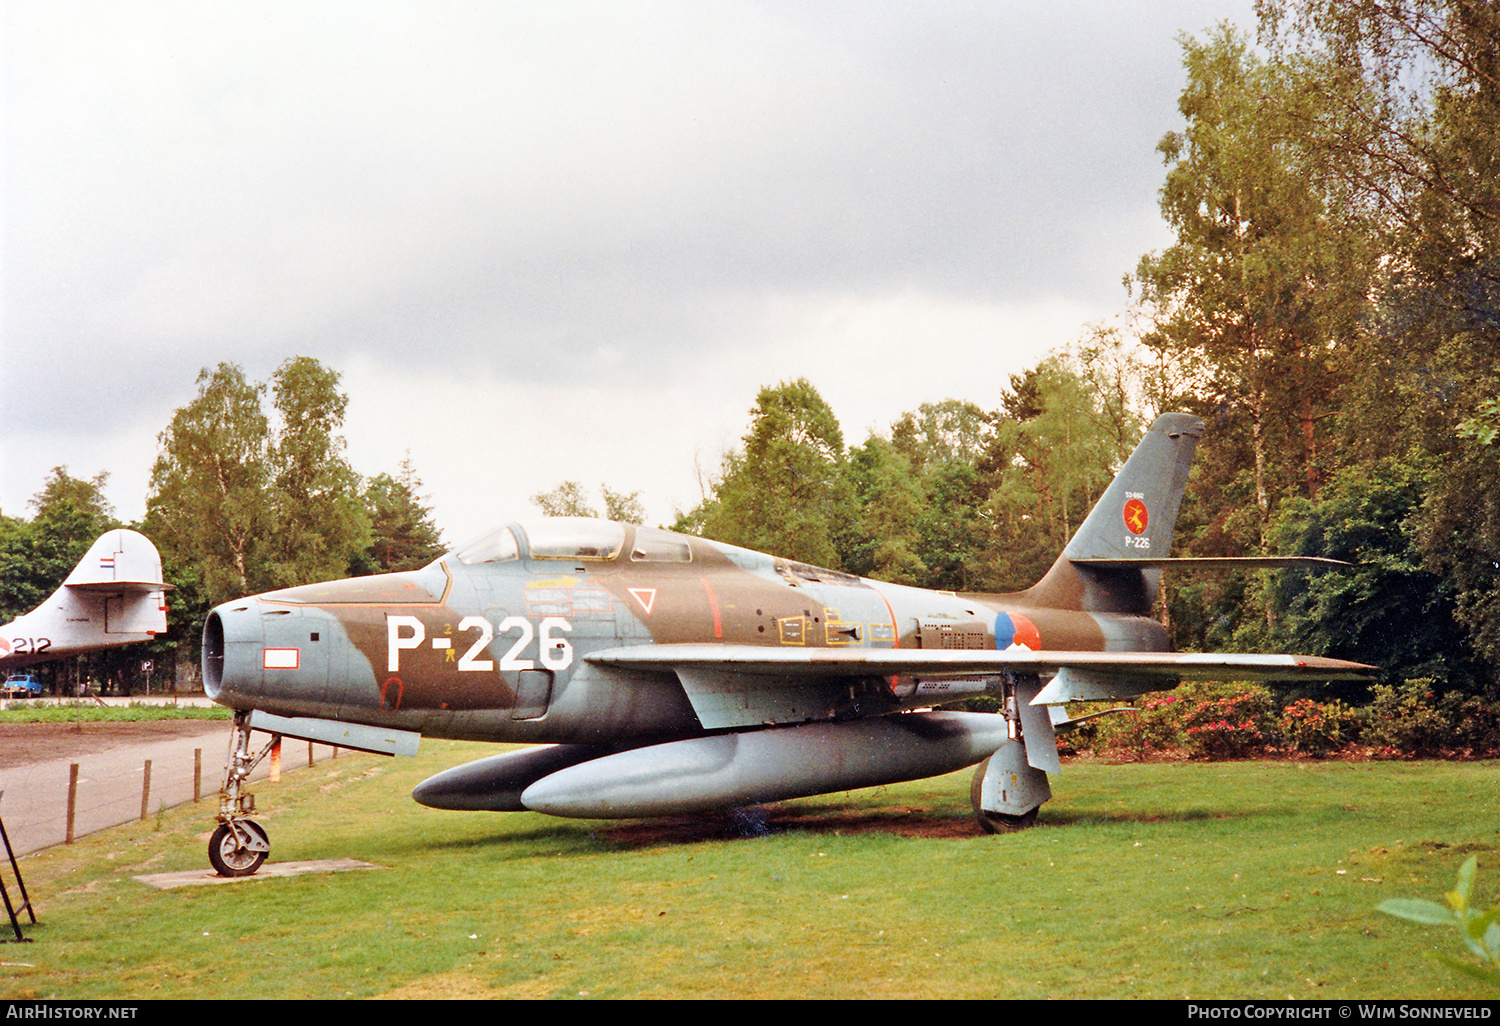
[0,530,170,668]
[1023,413,1204,615]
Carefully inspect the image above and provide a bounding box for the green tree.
[1269,456,1477,696]
[29,467,116,542]
[1256,1,1500,685]
[883,400,997,590]
[528,482,646,523]
[146,363,272,604]
[1256,0,1500,249]
[601,486,646,525]
[1419,416,1500,671]
[1011,356,1131,541]
[147,357,367,605]
[356,458,446,574]
[265,356,370,589]
[531,481,598,518]
[1131,25,1377,548]
[0,470,121,624]
[844,435,929,585]
[0,513,35,623]
[975,355,1138,591]
[696,379,851,567]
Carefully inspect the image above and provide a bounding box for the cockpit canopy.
[452,519,692,566]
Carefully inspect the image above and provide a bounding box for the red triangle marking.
[629,588,657,615]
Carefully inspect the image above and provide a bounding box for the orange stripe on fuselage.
[701,578,723,639]
[872,584,900,649]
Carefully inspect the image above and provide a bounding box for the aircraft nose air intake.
[203,603,263,706]
[204,598,360,719]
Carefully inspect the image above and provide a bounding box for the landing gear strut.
[971,676,1053,833]
[211,710,274,877]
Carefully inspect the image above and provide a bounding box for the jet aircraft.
[201,414,1372,876]
[1,529,170,671]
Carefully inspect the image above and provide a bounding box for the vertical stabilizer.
[1024,413,1204,615]
[0,530,170,668]
[63,529,167,591]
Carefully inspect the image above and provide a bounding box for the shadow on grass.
[407,801,987,857]
[1042,805,1258,827]
[592,802,986,847]
[586,800,1276,846]
[407,799,1281,859]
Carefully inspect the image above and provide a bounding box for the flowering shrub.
[1438,692,1500,758]
[1067,677,1500,762]
[1180,683,1278,760]
[1279,697,1356,757]
[1092,692,1185,760]
[1360,679,1450,757]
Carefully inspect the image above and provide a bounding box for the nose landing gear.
[211,709,276,877]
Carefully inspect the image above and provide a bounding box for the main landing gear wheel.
[970,755,1043,834]
[974,807,1039,834]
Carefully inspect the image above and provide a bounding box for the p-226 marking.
[387,615,573,673]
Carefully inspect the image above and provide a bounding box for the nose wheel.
[209,820,269,877]
[211,710,278,877]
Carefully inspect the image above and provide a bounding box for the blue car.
[2,674,43,698]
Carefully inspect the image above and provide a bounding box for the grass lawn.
[2,742,1496,1000]
[0,703,231,724]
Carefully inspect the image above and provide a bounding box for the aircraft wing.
[585,644,1374,729]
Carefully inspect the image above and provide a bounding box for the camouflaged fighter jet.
[1,529,169,671]
[200,413,1371,876]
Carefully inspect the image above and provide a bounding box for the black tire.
[209,822,267,877]
[970,757,1040,834]
[974,807,1039,834]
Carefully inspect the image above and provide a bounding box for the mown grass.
[2,743,1495,1000]
[0,702,231,724]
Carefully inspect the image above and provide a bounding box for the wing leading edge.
[587,644,1372,682]
[586,644,1373,728]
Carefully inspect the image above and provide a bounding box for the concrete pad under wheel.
[133,858,382,889]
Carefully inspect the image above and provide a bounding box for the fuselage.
[203,518,1168,744]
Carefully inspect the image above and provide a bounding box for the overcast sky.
[3,0,1257,548]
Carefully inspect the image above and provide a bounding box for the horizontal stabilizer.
[67,580,171,593]
[1071,556,1351,571]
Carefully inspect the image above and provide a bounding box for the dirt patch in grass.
[0,719,227,769]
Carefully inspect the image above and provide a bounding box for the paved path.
[0,719,346,858]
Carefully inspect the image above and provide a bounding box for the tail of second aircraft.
[1021,412,1204,616]
[0,529,170,668]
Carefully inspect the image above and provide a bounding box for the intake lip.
[201,600,266,707]
[202,611,225,699]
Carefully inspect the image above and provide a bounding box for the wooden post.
[194,749,202,803]
[140,760,152,820]
[66,764,78,844]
